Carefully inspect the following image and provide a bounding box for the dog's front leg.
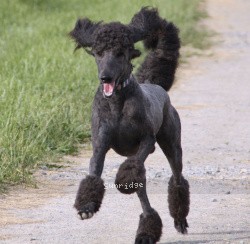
[115,134,155,194]
[74,127,110,220]
[130,134,156,162]
[116,134,163,243]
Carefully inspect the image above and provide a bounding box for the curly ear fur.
[69,18,102,51]
[129,7,162,43]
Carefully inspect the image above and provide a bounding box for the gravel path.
[0,0,249,243]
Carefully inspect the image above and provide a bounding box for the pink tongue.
[103,82,115,95]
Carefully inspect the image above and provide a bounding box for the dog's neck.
[116,75,132,91]
[100,74,137,103]
[100,74,141,119]
[105,75,137,111]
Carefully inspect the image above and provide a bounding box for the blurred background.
[0,0,208,187]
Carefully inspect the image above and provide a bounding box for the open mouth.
[103,80,116,98]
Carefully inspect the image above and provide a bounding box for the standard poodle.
[69,7,190,243]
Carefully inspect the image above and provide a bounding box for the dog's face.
[93,47,134,98]
[91,23,141,98]
[69,20,142,98]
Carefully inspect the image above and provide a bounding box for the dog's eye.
[95,51,104,58]
[116,51,124,58]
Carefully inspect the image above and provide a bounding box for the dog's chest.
[111,125,141,156]
[119,116,141,135]
[102,95,147,156]
[110,110,144,156]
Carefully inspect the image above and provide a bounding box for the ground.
[0,0,249,243]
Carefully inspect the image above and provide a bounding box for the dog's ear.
[128,7,161,44]
[69,18,101,51]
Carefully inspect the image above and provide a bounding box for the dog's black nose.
[100,76,113,83]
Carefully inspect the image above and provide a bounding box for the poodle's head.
[69,8,160,98]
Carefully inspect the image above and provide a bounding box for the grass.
[0,0,209,188]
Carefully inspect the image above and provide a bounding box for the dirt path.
[0,0,249,243]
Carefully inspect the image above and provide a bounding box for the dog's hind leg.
[135,179,163,244]
[74,128,110,220]
[156,105,190,234]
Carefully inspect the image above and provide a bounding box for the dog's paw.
[136,210,162,243]
[115,159,145,194]
[135,234,155,244]
[77,202,96,220]
[174,218,189,234]
[74,176,105,219]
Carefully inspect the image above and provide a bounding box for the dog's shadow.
[160,230,250,244]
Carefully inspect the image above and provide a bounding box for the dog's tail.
[130,8,180,91]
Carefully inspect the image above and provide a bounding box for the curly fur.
[69,7,180,90]
[135,209,163,243]
[168,175,190,234]
[74,176,105,212]
[115,159,145,194]
[93,23,133,54]
[69,18,102,51]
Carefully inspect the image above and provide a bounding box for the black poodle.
[69,7,190,243]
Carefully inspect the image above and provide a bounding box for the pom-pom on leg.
[74,175,105,220]
[168,175,190,234]
[135,209,163,244]
[115,159,145,194]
